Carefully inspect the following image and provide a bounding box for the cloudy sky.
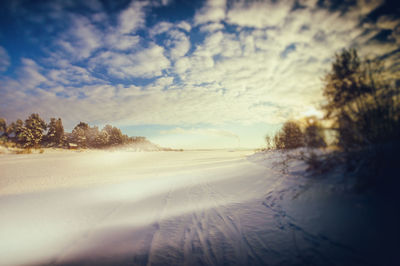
[0,0,399,148]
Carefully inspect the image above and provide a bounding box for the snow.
[0,150,398,265]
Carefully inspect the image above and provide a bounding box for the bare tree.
[274,121,304,149]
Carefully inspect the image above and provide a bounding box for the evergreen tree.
[94,130,109,147]
[6,119,22,142]
[46,118,64,146]
[55,118,64,144]
[24,113,47,147]
[86,126,100,148]
[72,122,89,148]
[0,118,6,137]
[103,125,123,146]
[5,119,32,147]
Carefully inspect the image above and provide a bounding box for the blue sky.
[0,0,399,148]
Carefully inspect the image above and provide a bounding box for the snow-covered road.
[0,150,396,266]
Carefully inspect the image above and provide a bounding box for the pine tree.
[72,122,89,148]
[55,118,64,144]
[102,125,123,146]
[0,118,6,137]
[86,126,99,148]
[24,113,47,147]
[6,119,23,143]
[46,118,64,146]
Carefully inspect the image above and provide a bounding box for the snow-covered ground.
[0,150,397,266]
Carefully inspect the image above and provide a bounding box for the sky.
[0,0,399,149]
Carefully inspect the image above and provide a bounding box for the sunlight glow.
[301,107,324,119]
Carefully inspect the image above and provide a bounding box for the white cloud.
[355,0,383,16]
[105,34,140,51]
[174,57,190,74]
[1,0,396,135]
[357,40,399,58]
[176,21,191,32]
[154,76,174,87]
[90,43,170,79]
[227,0,293,28]
[376,15,400,30]
[0,46,10,72]
[199,22,224,33]
[150,22,191,61]
[57,16,102,60]
[164,30,191,61]
[19,58,47,89]
[118,1,147,34]
[194,0,226,25]
[297,0,318,8]
[92,12,108,23]
[141,76,175,92]
[163,1,390,125]
[150,21,174,37]
[46,60,101,86]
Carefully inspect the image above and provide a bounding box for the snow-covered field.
[0,150,397,266]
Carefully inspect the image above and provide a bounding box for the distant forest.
[0,114,149,149]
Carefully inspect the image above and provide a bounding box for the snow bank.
[248,150,399,266]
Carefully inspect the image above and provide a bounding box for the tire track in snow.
[144,155,270,266]
[181,176,217,266]
[142,157,288,266]
[184,178,269,266]
[202,181,270,266]
[145,184,174,266]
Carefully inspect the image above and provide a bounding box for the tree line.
[266,48,399,151]
[0,114,148,149]
[266,48,400,188]
[265,117,326,150]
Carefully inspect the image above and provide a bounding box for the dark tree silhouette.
[304,116,326,148]
[46,118,64,146]
[322,48,400,148]
[0,118,6,137]
[274,121,304,149]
